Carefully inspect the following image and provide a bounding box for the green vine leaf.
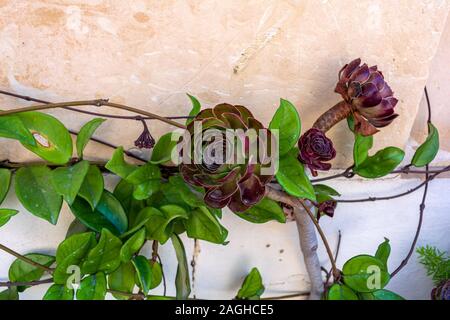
[236,198,286,224]
[125,163,161,200]
[76,118,106,159]
[120,228,146,262]
[150,132,180,165]
[269,98,301,156]
[113,179,145,227]
[359,289,405,300]
[149,261,163,290]
[8,253,55,292]
[186,93,201,125]
[53,232,96,284]
[81,229,122,275]
[275,149,316,201]
[353,133,373,167]
[354,147,405,178]
[132,255,152,295]
[342,255,390,293]
[0,114,36,146]
[171,234,191,300]
[18,112,73,165]
[375,238,391,271]
[105,147,137,179]
[0,287,19,300]
[168,176,204,208]
[70,191,128,236]
[412,123,440,167]
[0,209,18,228]
[236,267,265,300]
[144,205,188,244]
[0,168,12,205]
[43,284,74,300]
[15,166,63,225]
[327,284,359,300]
[78,165,104,210]
[184,206,228,244]
[76,272,107,300]
[65,219,89,238]
[52,160,90,205]
[107,261,136,300]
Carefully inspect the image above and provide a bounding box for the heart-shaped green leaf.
[43,284,74,300]
[82,229,122,274]
[342,255,390,293]
[76,272,107,300]
[132,255,152,295]
[52,160,90,205]
[9,253,55,292]
[107,261,136,300]
[184,206,228,244]
[150,132,180,165]
[105,147,137,179]
[70,191,128,235]
[354,147,405,179]
[236,268,265,300]
[236,198,286,224]
[276,149,316,201]
[120,228,146,262]
[53,232,96,284]
[78,165,104,210]
[76,118,106,159]
[149,261,163,290]
[327,284,359,300]
[412,123,439,167]
[144,206,188,244]
[375,238,391,271]
[269,99,301,156]
[18,112,73,165]
[0,169,12,205]
[172,234,191,300]
[15,166,63,225]
[0,209,18,228]
[0,287,19,300]
[0,114,35,145]
[186,94,201,125]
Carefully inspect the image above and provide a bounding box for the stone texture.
[0,0,448,167]
[411,17,450,166]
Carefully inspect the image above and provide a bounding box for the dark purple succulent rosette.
[317,200,337,221]
[335,58,399,136]
[180,104,274,213]
[298,128,336,176]
[431,280,450,300]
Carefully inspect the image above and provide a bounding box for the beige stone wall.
[412,16,450,166]
[0,0,449,167]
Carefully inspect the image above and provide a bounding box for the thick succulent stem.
[293,206,324,300]
[312,101,353,133]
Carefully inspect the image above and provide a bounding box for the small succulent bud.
[134,119,155,149]
[317,200,337,221]
[298,128,336,176]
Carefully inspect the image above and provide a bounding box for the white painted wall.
[1,173,448,300]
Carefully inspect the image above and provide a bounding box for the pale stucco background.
[0,0,449,300]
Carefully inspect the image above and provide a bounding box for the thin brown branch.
[0,99,186,129]
[0,89,192,121]
[0,278,53,288]
[335,165,449,203]
[0,243,54,273]
[391,87,433,278]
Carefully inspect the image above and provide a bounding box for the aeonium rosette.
[179,103,276,213]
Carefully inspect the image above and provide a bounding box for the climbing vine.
[0,58,447,300]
